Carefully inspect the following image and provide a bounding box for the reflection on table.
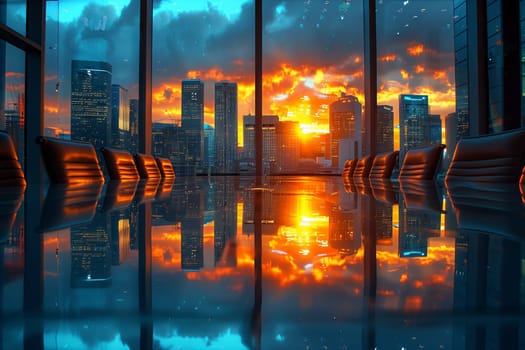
[1,176,524,349]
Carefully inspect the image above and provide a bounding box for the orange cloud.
[380,54,397,62]
[407,44,425,56]
[414,64,425,73]
[5,71,24,78]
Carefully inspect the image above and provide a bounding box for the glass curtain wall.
[262,1,364,175]
[1,2,27,165]
[375,1,456,348]
[150,2,255,348]
[151,1,255,177]
[44,0,140,154]
[376,0,455,168]
[0,0,26,35]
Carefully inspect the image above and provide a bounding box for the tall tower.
[71,60,112,149]
[276,121,300,173]
[329,93,362,169]
[129,99,139,154]
[243,114,279,174]
[214,82,238,173]
[399,94,429,160]
[181,79,204,175]
[376,105,394,154]
[111,84,129,148]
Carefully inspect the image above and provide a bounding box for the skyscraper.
[128,99,139,154]
[399,94,429,160]
[376,105,394,154]
[427,114,442,146]
[329,93,362,169]
[243,114,279,174]
[111,84,129,148]
[71,60,112,149]
[454,1,522,134]
[276,120,300,173]
[214,82,238,173]
[181,79,204,175]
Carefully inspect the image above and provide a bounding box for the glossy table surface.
[1,175,524,350]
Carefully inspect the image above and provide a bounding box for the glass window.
[44,0,140,153]
[152,1,255,176]
[262,1,364,174]
[1,40,25,165]
[0,0,26,36]
[377,0,455,162]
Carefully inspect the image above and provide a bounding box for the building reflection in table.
[1,176,524,349]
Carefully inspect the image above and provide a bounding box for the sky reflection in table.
[1,176,524,349]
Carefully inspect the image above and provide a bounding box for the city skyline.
[18,0,456,146]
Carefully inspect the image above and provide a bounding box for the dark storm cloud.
[205,2,256,77]
[153,5,232,78]
[260,0,365,72]
[376,0,455,90]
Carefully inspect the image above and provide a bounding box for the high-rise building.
[128,99,139,154]
[427,114,442,146]
[71,60,112,149]
[214,82,238,173]
[376,105,394,154]
[111,84,129,149]
[203,124,215,171]
[454,1,522,134]
[276,120,300,173]
[181,79,204,175]
[399,94,429,160]
[329,93,362,169]
[242,114,279,174]
[444,112,457,168]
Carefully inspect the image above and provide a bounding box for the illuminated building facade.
[71,60,112,149]
[399,94,429,160]
[128,99,139,154]
[181,79,204,175]
[376,105,394,154]
[329,93,362,169]
[110,84,129,149]
[214,82,238,174]
[242,114,279,174]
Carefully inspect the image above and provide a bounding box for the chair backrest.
[369,151,399,179]
[0,130,26,187]
[134,153,161,180]
[155,157,176,180]
[101,147,140,181]
[445,128,525,183]
[37,137,104,184]
[353,155,373,178]
[399,144,445,181]
[342,159,357,178]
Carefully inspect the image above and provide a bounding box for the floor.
[1,175,524,349]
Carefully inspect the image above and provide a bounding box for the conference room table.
[1,175,524,349]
